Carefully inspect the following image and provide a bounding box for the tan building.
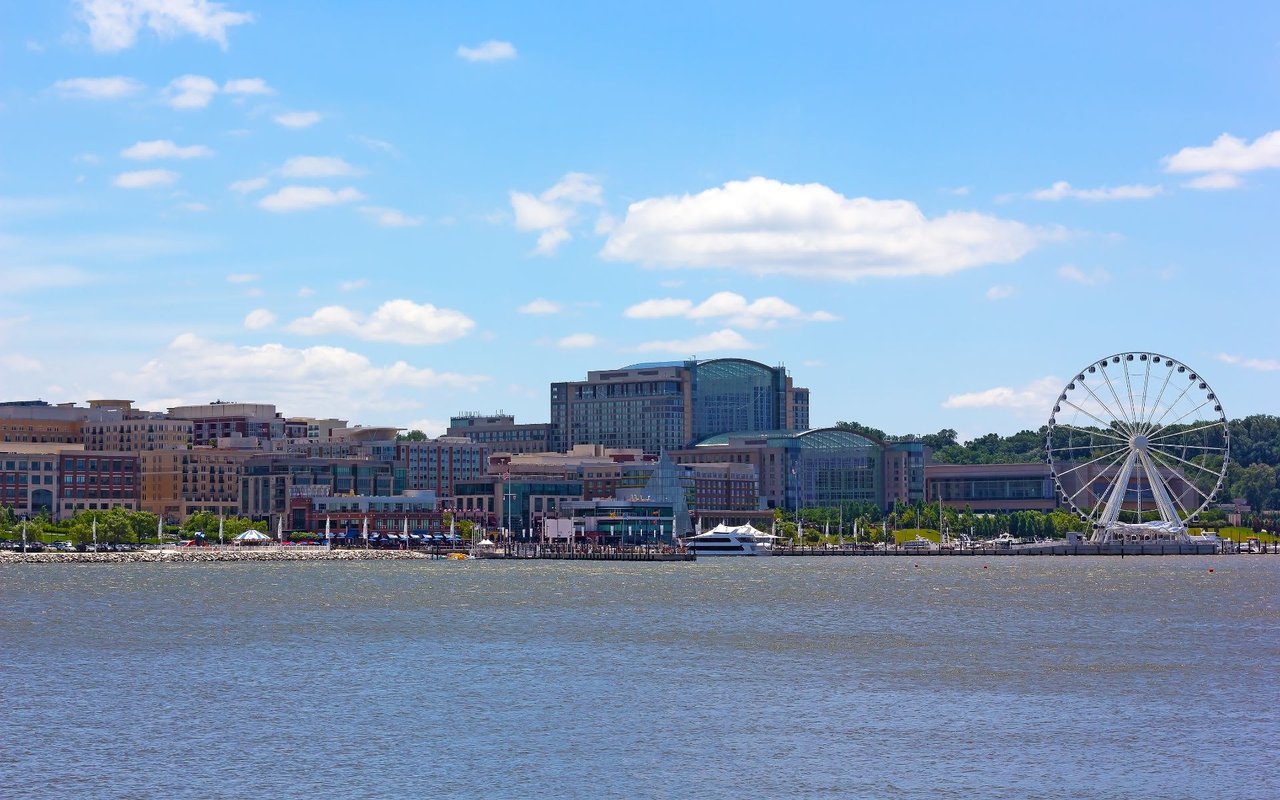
[141,449,254,521]
[84,416,192,451]
[0,401,98,445]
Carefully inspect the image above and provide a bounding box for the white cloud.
[509,172,604,255]
[1057,264,1111,286]
[534,228,572,255]
[1029,180,1163,201]
[287,300,475,345]
[277,155,362,178]
[517,298,561,315]
[557,333,598,348]
[0,354,42,373]
[942,186,971,196]
[297,287,315,297]
[942,376,1061,411]
[624,298,694,319]
[1216,353,1280,372]
[601,177,1043,280]
[0,266,92,292]
[358,206,424,227]
[226,272,258,283]
[53,76,144,100]
[243,308,275,329]
[125,334,488,416]
[179,201,208,212]
[77,0,255,52]
[1184,172,1241,190]
[113,169,179,189]
[121,139,213,160]
[222,77,273,95]
[624,291,836,328]
[457,40,517,62]
[258,186,364,213]
[632,328,756,354]
[1164,130,1280,180]
[229,176,269,194]
[274,111,322,129]
[339,279,367,291]
[353,135,400,157]
[165,74,219,109]
[985,284,1015,300]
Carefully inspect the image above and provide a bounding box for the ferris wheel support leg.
[1136,449,1189,538]
[1094,451,1137,542]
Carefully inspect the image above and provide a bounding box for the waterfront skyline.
[2,1,1278,441]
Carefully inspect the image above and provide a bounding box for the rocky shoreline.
[0,548,453,564]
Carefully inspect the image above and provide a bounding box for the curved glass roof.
[694,427,880,450]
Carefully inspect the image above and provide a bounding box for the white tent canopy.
[233,529,271,542]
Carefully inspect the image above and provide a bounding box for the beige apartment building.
[141,449,254,521]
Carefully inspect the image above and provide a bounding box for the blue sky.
[2,1,1278,440]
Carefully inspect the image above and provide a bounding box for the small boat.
[446,552,470,561]
[901,535,938,551]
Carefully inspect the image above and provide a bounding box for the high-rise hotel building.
[550,358,809,454]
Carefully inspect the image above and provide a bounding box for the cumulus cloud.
[1058,264,1111,286]
[632,328,756,354]
[222,77,273,95]
[113,169,179,189]
[226,272,258,283]
[1164,130,1280,189]
[243,308,275,329]
[53,76,144,99]
[1216,353,1280,372]
[0,354,42,373]
[339,279,367,291]
[509,172,604,255]
[126,334,488,416]
[517,298,561,315]
[985,284,1015,301]
[601,177,1043,280]
[277,155,362,178]
[165,74,219,109]
[77,0,255,52]
[121,139,213,160]
[457,40,517,62]
[229,176,268,194]
[942,376,1062,411]
[286,300,475,345]
[274,111,322,128]
[623,291,836,329]
[258,186,364,213]
[357,206,423,227]
[557,333,598,348]
[1029,181,1163,201]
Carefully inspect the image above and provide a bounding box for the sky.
[1,1,1278,441]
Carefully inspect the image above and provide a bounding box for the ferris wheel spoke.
[1122,361,1140,429]
[1147,443,1222,479]
[1148,442,1226,453]
[1065,446,1132,508]
[1137,357,1153,427]
[1098,366,1136,430]
[1051,444,1130,479]
[1141,364,1177,430]
[1146,448,1214,504]
[1053,423,1130,446]
[1077,374,1131,433]
[1147,420,1226,443]
[1149,378,1197,429]
[1061,398,1127,433]
[1155,399,1213,431]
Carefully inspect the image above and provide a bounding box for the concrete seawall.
[0,548,449,565]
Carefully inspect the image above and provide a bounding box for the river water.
[2,557,1276,799]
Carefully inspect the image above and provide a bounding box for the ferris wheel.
[1045,352,1229,541]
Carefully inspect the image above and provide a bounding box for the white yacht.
[684,523,774,556]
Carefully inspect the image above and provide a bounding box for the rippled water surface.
[2,557,1276,799]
